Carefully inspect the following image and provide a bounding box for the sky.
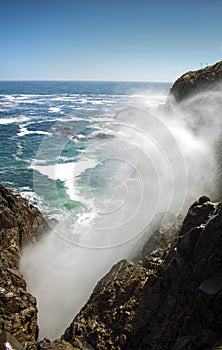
[0,0,222,82]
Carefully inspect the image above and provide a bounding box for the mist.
[20,87,222,340]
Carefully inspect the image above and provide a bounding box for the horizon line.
[0,79,173,84]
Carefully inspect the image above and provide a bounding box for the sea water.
[0,80,174,338]
[0,80,170,220]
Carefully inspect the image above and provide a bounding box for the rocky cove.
[1,62,222,350]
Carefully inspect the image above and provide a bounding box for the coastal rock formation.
[63,196,222,350]
[1,187,222,349]
[169,60,222,102]
[0,185,49,348]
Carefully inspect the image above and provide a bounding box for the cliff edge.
[169,60,222,102]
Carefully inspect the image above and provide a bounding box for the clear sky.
[0,0,222,82]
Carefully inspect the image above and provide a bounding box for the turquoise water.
[0,81,171,219]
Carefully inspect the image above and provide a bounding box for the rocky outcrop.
[63,196,222,350]
[1,184,222,350]
[0,185,49,349]
[36,338,93,350]
[169,60,222,102]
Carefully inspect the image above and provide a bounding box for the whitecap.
[31,158,97,201]
[90,100,103,105]
[74,134,86,140]
[0,115,30,125]
[55,116,85,122]
[17,125,51,137]
[0,117,18,125]
[49,107,61,113]
[17,115,30,122]
[90,116,114,122]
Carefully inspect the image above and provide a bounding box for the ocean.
[0,80,171,223]
[1,80,175,338]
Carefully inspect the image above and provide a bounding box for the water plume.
[20,86,222,339]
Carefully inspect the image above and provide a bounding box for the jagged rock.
[36,337,93,350]
[0,331,25,349]
[1,184,222,350]
[169,60,222,102]
[0,185,49,349]
[63,197,222,350]
[133,212,184,267]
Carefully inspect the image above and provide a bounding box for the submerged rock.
[169,60,222,102]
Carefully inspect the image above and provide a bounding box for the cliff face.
[1,187,222,349]
[0,185,49,349]
[63,196,222,350]
[169,60,222,102]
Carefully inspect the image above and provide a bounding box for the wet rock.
[0,185,49,348]
[63,198,222,350]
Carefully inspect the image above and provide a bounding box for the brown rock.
[0,331,25,350]
[62,198,222,350]
[169,60,222,102]
[0,185,49,348]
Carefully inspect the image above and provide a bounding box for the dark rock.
[0,331,25,350]
[36,338,92,350]
[169,60,222,103]
[1,182,222,350]
[62,198,222,350]
[0,185,49,349]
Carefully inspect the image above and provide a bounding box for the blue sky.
[0,0,222,82]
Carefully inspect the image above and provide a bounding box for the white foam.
[31,158,98,200]
[90,100,103,105]
[55,116,85,122]
[0,117,18,125]
[49,107,61,113]
[18,115,30,122]
[75,133,86,139]
[17,125,50,137]
[0,115,29,125]
[90,116,114,122]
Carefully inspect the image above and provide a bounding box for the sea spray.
[20,87,222,339]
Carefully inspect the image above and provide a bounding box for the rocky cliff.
[1,192,222,349]
[63,196,222,350]
[169,60,222,102]
[0,185,49,348]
